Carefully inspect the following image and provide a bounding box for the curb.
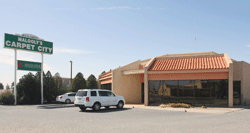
[124,105,245,114]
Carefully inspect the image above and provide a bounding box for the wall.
[233,61,250,105]
[242,62,250,105]
[233,61,243,81]
[112,60,142,104]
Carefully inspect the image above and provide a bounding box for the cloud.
[0,49,35,64]
[0,55,13,65]
[0,49,14,57]
[91,6,132,10]
[55,8,76,10]
[54,6,156,11]
[0,49,14,65]
[54,48,96,54]
[0,49,52,71]
[43,64,51,72]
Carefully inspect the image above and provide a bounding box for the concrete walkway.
[124,104,246,114]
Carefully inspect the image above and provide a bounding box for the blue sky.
[0,0,249,88]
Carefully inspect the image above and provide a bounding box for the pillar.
[144,67,148,106]
[229,63,234,107]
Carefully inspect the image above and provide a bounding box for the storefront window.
[149,81,162,105]
[194,80,210,106]
[148,79,228,107]
[213,80,228,107]
[178,80,194,104]
[101,83,112,90]
[161,81,178,104]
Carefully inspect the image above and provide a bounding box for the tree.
[70,72,86,92]
[87,74,98,89]
[43,71,57,103]
[17,73,40,104]
[0,83,3,89]
[11,82,14,90]
[6,84,10,90]
[53,72,68,95]
[101,71,106,74]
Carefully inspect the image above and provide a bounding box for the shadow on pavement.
[79,107,131,113]
[37,104,76,109]
[231,105,250,109]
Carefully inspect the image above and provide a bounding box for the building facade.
[98,52,250,107]
[61,78,71,87]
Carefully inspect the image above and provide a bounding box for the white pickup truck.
[74,89,125,111]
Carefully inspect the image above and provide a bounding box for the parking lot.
[1,104,250,133]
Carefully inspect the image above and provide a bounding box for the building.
[61,78,71,87]
[98,51,250,107]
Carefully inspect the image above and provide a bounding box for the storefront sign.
[18,60,41,71]
[4,33,53,54]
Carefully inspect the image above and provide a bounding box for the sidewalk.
[124,104,245,114]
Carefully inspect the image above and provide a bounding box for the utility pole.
[70,61,72,84]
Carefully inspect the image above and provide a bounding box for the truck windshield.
[76,91,87,97]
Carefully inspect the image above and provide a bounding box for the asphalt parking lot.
[1,104,250,133]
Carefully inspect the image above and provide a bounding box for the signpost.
[17,60,41,71]
[3,33,53,105]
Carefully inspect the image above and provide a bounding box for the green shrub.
[0,91,15,105]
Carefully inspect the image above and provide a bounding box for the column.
[144,67,148,106]
[228,63,233,107]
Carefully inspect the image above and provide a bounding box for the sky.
[0,0,249,88]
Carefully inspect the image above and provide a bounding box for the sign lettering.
[4,33,53,54]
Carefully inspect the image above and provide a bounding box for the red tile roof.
[150,56,229,71]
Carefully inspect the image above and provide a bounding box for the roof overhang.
[122,69,145,75]
[99,75,112,81]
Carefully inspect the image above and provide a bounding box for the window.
[68,93,76,96]
[98,91,109,96]
[76,91,87,97]
[148,79,228,107]
[68,94,73,96]
[107,92,115,97]
[91,91,97,96]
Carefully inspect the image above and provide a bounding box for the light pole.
[70,61,72,84]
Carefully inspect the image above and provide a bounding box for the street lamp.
[70,61,72,84]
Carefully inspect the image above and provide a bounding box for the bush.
[0,91,15,105]
[160,103,191,108]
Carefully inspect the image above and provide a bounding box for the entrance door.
[233,81,241,105]
[141,83,144,104]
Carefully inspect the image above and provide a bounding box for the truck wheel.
[93,103,101,111]
[117,101,124,109]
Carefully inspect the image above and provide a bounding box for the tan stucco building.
[98,52,250,107]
